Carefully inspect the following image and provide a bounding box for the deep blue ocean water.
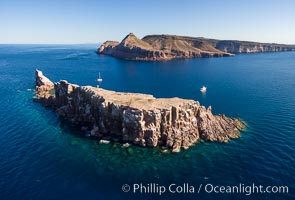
[0,45,294,200]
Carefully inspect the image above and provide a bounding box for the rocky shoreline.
[98,33,295,61]
[35,70,246,152]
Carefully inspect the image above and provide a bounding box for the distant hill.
[97,33,295,61]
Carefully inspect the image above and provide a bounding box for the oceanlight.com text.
[122,183,289,196]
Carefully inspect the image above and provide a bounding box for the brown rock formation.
[35,69,54,89]
[35,70,246,152]
[97,33,295,61]
[34,69,55,106]
[214,40,295,53]
[98,33,168,61]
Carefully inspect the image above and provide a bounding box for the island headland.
[35,70,245,152]
[97,33,295,61]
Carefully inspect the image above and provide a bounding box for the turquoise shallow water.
[0,45,294,200]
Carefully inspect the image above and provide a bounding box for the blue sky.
[0,0,294,44]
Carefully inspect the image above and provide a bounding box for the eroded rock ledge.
[35,70,245,152]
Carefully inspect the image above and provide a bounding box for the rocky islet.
[35,70,246,152]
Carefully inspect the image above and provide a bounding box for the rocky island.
[35,70,245,152]
[97,33,295,61]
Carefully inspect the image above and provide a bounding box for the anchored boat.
[97,72,103,82]
[200,86,207,93]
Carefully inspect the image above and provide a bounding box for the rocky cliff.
[35,70,245,152]
[97,33,233,61]
[214,40,295,53]
[97,33,295,61]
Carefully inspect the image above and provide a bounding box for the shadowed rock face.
[97,33,295,61]
[35,70,245,152]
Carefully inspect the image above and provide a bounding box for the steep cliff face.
[35,70,245,152]
[97,41,119,55]
[215,40,295,53]
[97,33,295,61]
[34,69,54,106]
[98,33,167,61]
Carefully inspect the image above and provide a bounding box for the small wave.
[22,47,73,53]
[58,53,91,60]
[0,60,9,67]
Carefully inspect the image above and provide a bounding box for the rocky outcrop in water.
[35,70,245,152]
[97,33,295,61]
[35,69,54,106]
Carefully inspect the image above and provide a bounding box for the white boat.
[200,86,207,93]
[97,72,103,82]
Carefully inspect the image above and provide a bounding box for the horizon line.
[1,34,295,46]
[0,43,100,45]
